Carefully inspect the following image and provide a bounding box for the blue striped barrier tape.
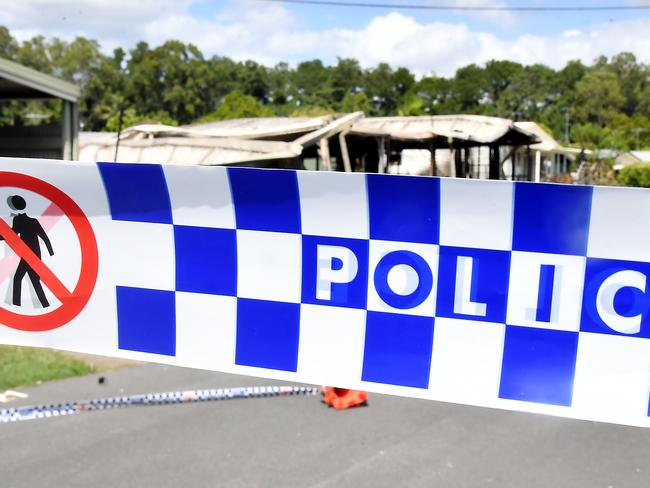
[3,157,650,427]
[0,385,321,423]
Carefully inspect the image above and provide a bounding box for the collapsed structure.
[79,113,583,182]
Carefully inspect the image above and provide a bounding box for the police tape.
[2,157,650,428]
[0,385,321,423]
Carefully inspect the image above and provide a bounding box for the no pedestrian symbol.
[0,172,98,331]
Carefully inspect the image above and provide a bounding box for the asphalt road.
[1,364,649,488]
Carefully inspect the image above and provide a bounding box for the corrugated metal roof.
[630,151,650,162]
[0,57,80,102]
[293,112,363,147]
[515,121,592,157]
[515,121,560,152]
[79,133,301,165]
[185,116,332,139]
[116,115,339,142]
[79,115,357,166]
[351,115,537,144]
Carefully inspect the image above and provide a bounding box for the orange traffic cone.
[321,386,368,410]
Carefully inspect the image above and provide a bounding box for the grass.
[0,345,94,391]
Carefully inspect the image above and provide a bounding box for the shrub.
[617,163,650,188]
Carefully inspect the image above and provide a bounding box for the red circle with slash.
[0,172,98,331]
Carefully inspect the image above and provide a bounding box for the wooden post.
[318,137,332,171]
[454,146,464,178]
[339,130,352,172]
[449,146,456,177]
[377,137,387,173]
[428,139,437,176]
[71,102,79,160]
[61,100,72,160]
[488,144,499,180]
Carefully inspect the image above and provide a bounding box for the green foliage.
[341,91,371,114]
[571,123,609,150]
[617,164,650,188]
[570,114,650,151]
[330,58,363,107]
[451,64,485,112]
[483,60,523,105]
[0,24,649,152]
[498,64,558,120]
[407,76,453,114]
[290,105,336,117]
[575,70,626,127]
[398,91,426,116]
[0,26,17,59]
[198,92,272,122]
[0,345,94,390]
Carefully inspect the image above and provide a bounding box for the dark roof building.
[0,57,80,160]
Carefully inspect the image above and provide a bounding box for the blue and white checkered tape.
[2,157,650,427]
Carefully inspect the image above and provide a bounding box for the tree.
[330,58,363,107]
[409,76,454,114]
[126,40,215,125]
[498,64,557,121]
[1,24,649,145]
[397,92,425,116]
[571,123,609,150]
[268,62,291,107]
[365,63,396,115]
[14,35,51,73]
[608,53,645,116]
[450,64,485,112]
[238,60,270,102]
[393,67,415,97]
[341,91,371,114]
[557,59,587,93]
[0,26,17,60]
[291,59,332,109]
[483,60,523,106]
[574,70,625,127]
[81,48,126,131]
[198,92,272,121]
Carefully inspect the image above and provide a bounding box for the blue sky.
[1,0,649,76]
[190,0,646,37]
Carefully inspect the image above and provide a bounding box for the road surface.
[1,364,649,487]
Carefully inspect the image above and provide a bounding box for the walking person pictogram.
[1,195,54,308]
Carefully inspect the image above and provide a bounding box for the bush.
[617,163,650,188]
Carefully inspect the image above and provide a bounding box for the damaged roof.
[350,115,538,146]
[78,132,302,166]
[185,116,332,139]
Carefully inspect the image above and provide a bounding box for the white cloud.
[0,0,192,54]
[562,29,583,38]
[2,1,650,76]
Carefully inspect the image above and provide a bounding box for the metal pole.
[113,102,125,163]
